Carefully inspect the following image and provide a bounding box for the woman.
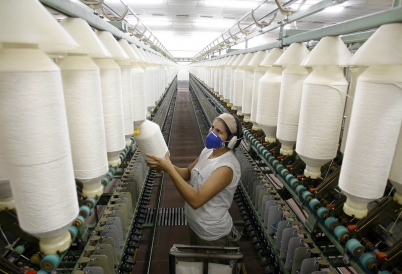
[146,113,243,247]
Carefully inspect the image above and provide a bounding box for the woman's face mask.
[205,132,224,149]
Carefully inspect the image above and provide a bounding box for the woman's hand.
[145,151,173,173]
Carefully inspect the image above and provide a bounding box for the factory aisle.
[134,81,204,273]
[134,80,264,273]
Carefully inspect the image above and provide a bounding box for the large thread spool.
[296,66,348,179]
[249,51,269,125]
[230,54,245,104]
[390,125,402,204]
[0,47,78,254]
[252,49,283,130]
[223,56,236,102]
[96,31,133,145]
[134,120,169,161]
[233,68,245,111]
[231,54,246,109]
[242,68,254,120]
[256,66,283,143]
[276,65,309,155]
[239,52,256,120]
[250,67,266,124]
[132,63,147,127]
[59,56,109,198]
[0,144,14,210]
[339,23,402,217]
[214,66,219,92]
[339,65,402,217]
[275,43,310,155]
[95,58,126,167]
[116,59,134,145]
[96,31,129,166]
[120,41,147,129]
[145,67,157,111]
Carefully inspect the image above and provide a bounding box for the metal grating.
[144,208,187,226]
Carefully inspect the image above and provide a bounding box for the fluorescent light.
[129,19,171,26]
[194,19,234,28]
[203,0,228,7]
[324,5,345,12]
[229,1,260,9]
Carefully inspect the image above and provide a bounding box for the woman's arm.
[146,152,233,209]
[173,157,199,181]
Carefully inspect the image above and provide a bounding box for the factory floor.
[133,84,264,273]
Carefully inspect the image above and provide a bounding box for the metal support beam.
[283,6,402,45]
[39,0,169,59]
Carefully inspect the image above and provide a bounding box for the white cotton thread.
[233,68,244,109]
[296,66,348,171]
[256,67,283,141]
[132,63,147,125]
[242,68,254,117]
[219,68,224,96]
[134,120,168,161]
[95,58,126,154]
[59,55,108,180]
[146,67,157,109]
[0,48,78,237]
[277,65,309,151]
[230,68,236,102]
[339,65,402,206]
[223,68,232,101]
[116,60,134,137]
[214,68,219,92]
[250,67,267,123]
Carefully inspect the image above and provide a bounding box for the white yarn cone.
[95,59,126,167]
[132,63,147,127]
[242,67,254,120]
[239,53,256,119]
[275,43,310,155]
[0,48,78,254]
[120,41,147,128]
[256,66,283,143]
[390,124,402,204]
[276,65,309,155]
[301,36,352,67]
[250,67,267,125]
[59,56,109,198]
[60,18,110,58]
[296,66,348,179]
[349,23,402,66]
[134,120,169,161]
[231,55,245,104]
[222,56,236,102]
[96,31,129,60]
[233,68,245,111]
[339,65,402,217]
[146,67,157,110]
[116,59,134,145]
[252,48,283,129]
[59,17,110,198]
[0,0,79,54]
[0,144,14,210]
[96,32,132,145]
[95,31,127,166]
[249,51,269,125]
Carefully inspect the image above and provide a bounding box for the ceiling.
[103,0,392,58]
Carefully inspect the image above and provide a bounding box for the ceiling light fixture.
[324,5,345,12]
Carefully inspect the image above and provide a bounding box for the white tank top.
[185,148,241,240]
